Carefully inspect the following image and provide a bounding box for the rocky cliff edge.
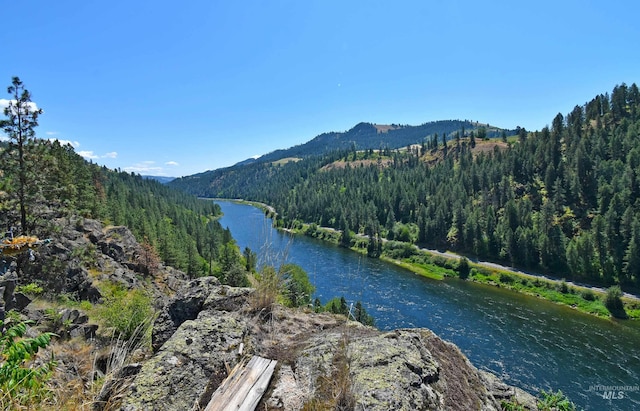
[108,277,536,411]
[1,218,536,410]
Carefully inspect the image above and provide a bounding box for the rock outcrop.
[114,278,537,411]
[3,216,537,410]
[12,217,188,305]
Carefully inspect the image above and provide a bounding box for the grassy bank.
[383,247,640,320]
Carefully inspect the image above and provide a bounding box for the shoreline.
[210,198,640,321]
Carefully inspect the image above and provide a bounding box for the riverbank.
[208,198,276,215]
[297,223,640,321]
[344,227,640,320]
[214,199,640,321]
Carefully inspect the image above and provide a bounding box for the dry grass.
[18,338,98,411]
[90,321,151,411]
[373,124,400,133]
[26,317,152,411]
[271,157,302,166]
[320,158,392,171]
[301,333,356,411]
[470,139,508,156]
[249,266,282,318]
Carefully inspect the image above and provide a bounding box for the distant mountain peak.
[142,175,175,184]
[244,119,512,166]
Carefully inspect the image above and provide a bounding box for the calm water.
[216,200,640,410]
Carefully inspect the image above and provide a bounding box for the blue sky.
[2,1,639,177]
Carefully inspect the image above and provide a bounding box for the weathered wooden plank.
[219,356,270,409]
[236,359,277,410]
[204,355,277,411]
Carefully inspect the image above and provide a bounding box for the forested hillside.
[251,120,511,164]
[172,83,640,288]
[1,141,242,278]
[1,78,242,279]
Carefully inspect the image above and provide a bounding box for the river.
[215,200,640,410]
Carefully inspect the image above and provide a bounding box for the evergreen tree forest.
[0,139,242,278]
[1,78,244,280]
[172,83,640,289]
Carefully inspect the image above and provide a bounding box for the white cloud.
[77,149,117,160]
[165,161,179,166]
[78,150,99,160]
[0,98,39,113]
[124,161,163,175]
[1,100,41,141]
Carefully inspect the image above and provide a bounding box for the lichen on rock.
[121,310,250,410]
[113,280,537,411]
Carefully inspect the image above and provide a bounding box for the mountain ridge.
[235,119,514,167]
[169,82,640,294]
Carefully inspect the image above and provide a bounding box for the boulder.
[99,226,140,265]
[151,276,251,352]
[347,330,442,410]
[69,323,99,339]
[65,267,103,303]
[151,276,220,352]
[118,297,536,411]
[13,291,32,311]
[120,309,250,411]
[94,363,142,411]
[0,269,17,317]
[80,218,104,243]
[268,326,528,410]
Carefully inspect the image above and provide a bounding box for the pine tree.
[0,77,44,233]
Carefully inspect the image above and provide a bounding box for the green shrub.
[352,301,375,326]
[71,243,98,268]
[224,265,251,287]
[558,281,569,294]
[16,282,44,296]
[499,273,514,284]
[500,398,526,410]
[325,296,349,315]
[391,222,418,243]
[382,241,416,259]
[457,257,471,279]
[0,319,56,408]
[304,223,319,237]
[320,297,374,326]
[581,289,596,301]
[79,300,93,311]
[604,285,627,319]
[98,284,154,341]
[280,263,315,308]
[537,390,577,411]
[433,256,457,270]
